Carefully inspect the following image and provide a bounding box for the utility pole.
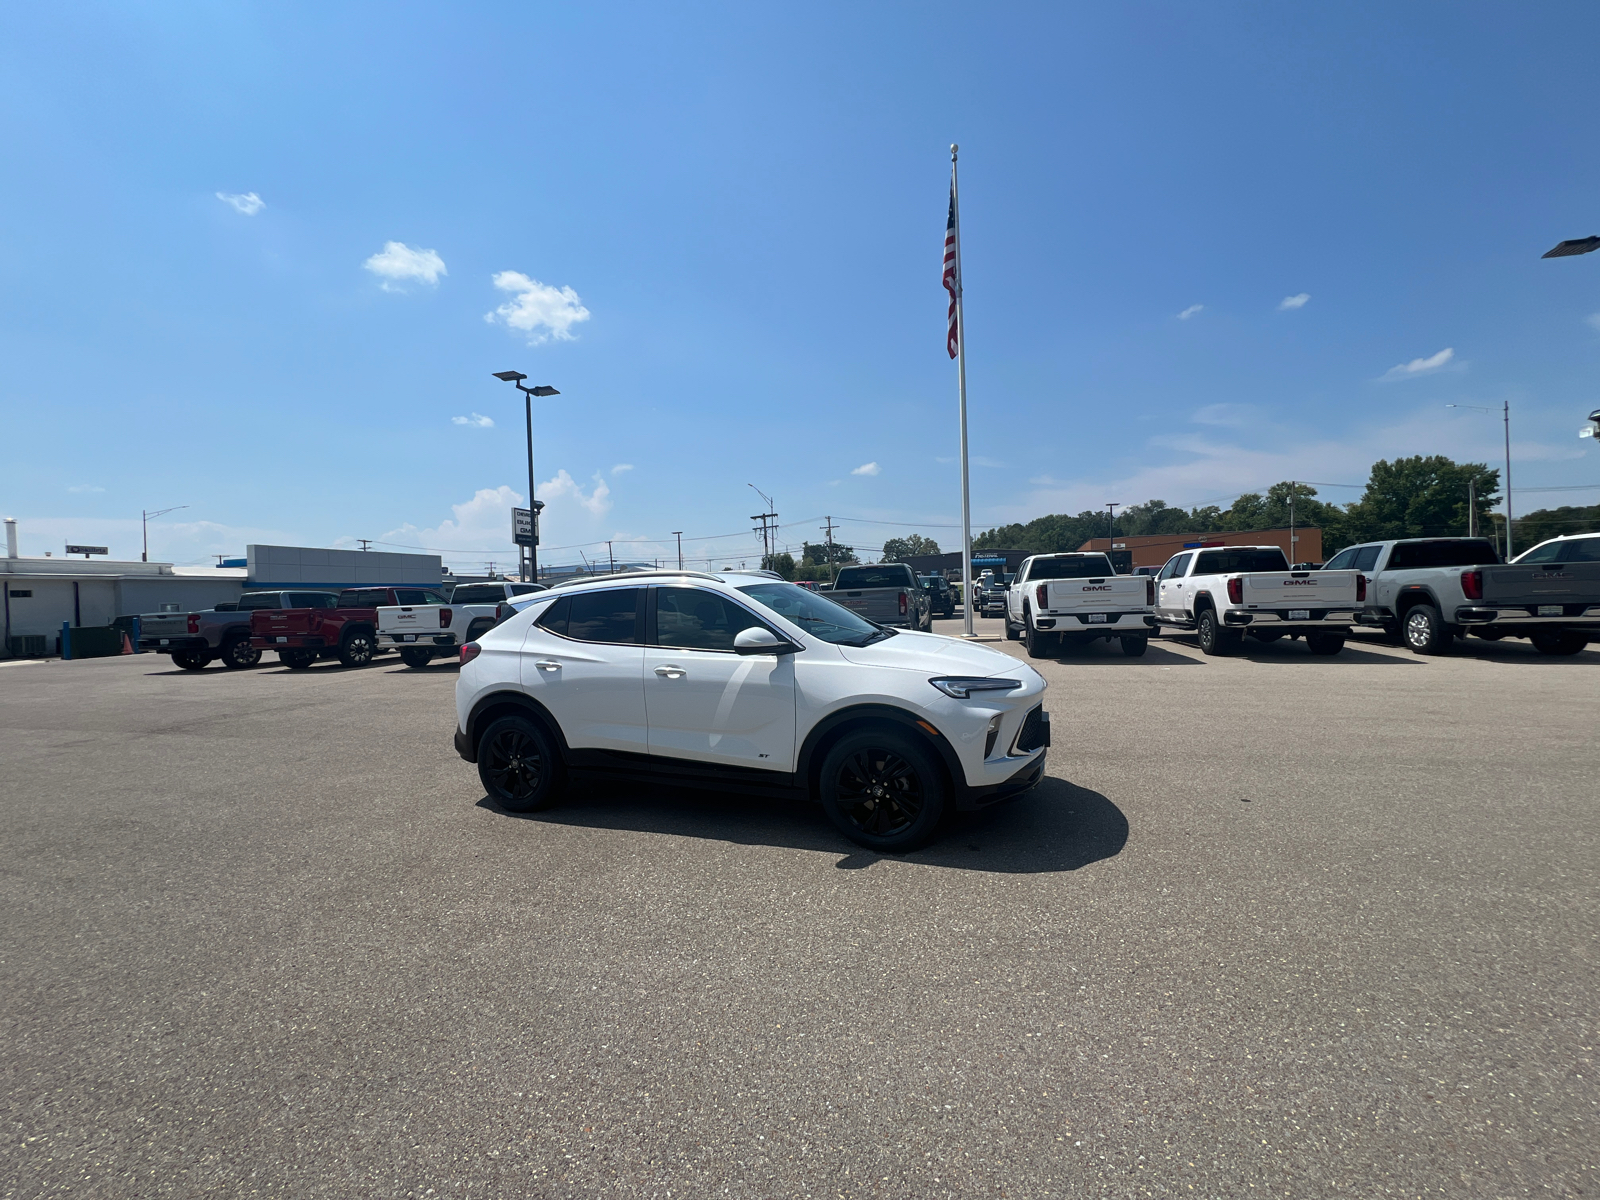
[357,539,372,551]
[672,532,683,570]
[748,483,776,566]
[607,541,615,573]
[1468,477,1477,538]
[822,516,838,584]
[1105,503,1120,545]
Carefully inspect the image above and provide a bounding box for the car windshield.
[736,581,891,646]
[1028,555,1114,579]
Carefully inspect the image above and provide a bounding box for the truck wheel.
[1120,636,1148,657]
[1305,631,1346,656]
[818,728,947,853]
[478,714,564,813]
[1004,617,1021,641]
[280,649,315,670]
[338,629,375,667]
[1024,615,1051,659]
[172,650,209,670]
[1402,604,1453,655]
[220,636,260,669]
[1195,609,1239,656]
[1531,631,1586,656]
[399,648,435,668]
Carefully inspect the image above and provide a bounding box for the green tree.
[1341,456,1498,548]
[1511,503,1600,549]
[881,534,941,561]
[801,540,856,566]
[761,551,796,580]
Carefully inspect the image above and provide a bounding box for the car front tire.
[1305,631,1346,656]
[819,728,947,853]
[478,714,563,813]
[1024,612,1051,659]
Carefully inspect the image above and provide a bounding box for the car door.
[1157,553,1193,619]
[519,588,648,753]
[643,586,797,772]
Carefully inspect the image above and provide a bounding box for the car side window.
[394,589,429,605]
[566,588,642,645]
[655,587,766,651]
[1352,546,1382,572]
[1323,548,1357,571]
[534,596,569,636]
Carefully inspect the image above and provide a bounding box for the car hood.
[834,630,1027,678]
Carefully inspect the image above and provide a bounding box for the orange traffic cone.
[121,633,134,655]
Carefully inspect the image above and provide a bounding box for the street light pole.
[672,532,683,570]
[141,505,188,563]
[1446,402,1514,558]
[492,372,560,583]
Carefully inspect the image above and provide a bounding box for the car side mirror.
[734,627,797,656]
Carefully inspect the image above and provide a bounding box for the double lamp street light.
[492,372,560,583]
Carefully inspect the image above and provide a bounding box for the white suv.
[453,571,1050,851]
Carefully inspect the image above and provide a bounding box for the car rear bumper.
[378,633,458,647]
[1454,605,1600,626]
[250,635,327,649]
[1035,612,1156,632]
[1223,608,1356,627]
[141,635,209,652]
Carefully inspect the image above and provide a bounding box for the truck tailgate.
[139,614,192,638]
[251,610,322,639]
[1239,570,1359,608]
[1482,562,1600,610]
[832,588,906,620]
[378,605,444,635]
[1042,577,1146,611]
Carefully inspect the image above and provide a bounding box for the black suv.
[918,574,956,618]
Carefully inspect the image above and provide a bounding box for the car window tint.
[1520,536,1600,563]
[1387,540,1499,569]
[451,585,494,603]
[1193,549,1290,574]
[1350,546,1382,571]
[1322,548,1357,571]
[238,592,281,609]
[1027,555,1115,579]
[394,589,430,605]
[833,566,915,589]
[511,583,541,595]
[534,595,569,636]
[287,592,332,608]
[656,587,765,651]
[566,588,641,644]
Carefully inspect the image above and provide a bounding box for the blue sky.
[4,2,1599,570]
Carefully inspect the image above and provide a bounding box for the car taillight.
[1226,577,1242,604]
[460,643,481,665]
[439,607,452,628]
[1036,583,1048,608]
[496,603,509,622]
[898,591,908,615]
[1461,569,1482,601]
[1145,577,1155,606]
[187,614,200,634]
[1356,574,1367,602]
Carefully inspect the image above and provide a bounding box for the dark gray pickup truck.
[138,590,338,670]
[823,563,933,631]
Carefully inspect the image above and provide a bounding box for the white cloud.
[1378,347,1455,382]
[1192,403,1255,427]
[485,271,591,344]
[611,463,634,475]
[973,456,1006,468]
[216,191,264,215]
[364,241,447,290]
[376,486,523,560]
[1177,304,1204,321]
[934,456,955,464]
[851,462,881,476]
[540,469,612,517]
[1585,313,1600,332]
[452,413,494,428]
[1279,293,1310,310]
[67,484,105,494]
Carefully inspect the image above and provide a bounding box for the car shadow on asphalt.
[1040,640,1200,666]
[1159,636,1421,665]
[475,775,1127,875]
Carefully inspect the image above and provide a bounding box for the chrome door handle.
[654,665,686,678]
[534,660,561,671]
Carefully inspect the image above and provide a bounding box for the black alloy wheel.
[172,650,209,670]
[477,715,562,812]
[1023,611,1051,659]
[1120,636,1148,657]
[1195,608,1238,656]
[1531,630,1587,656]
[221,636,260,669]
[819,729,947,852]
[338,630,375,668]
[1403,604,1452,656]
[280,649,316,670]
[1305,631,1346,656]
[399,647,435,668]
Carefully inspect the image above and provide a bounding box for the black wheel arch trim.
[796,703,965,805]
[1395,586,1443,615]
[460,690,571,764]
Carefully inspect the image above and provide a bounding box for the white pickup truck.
[1155,544,1363,656]
[1344,536,1600,655]
[376,598,508,667]
[1004,552,1156,658]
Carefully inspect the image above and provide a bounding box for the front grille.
[1012,706,1047,754]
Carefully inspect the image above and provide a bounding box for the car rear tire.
[1023,610,1051,658]
[1403,604,1452,655]
[399,648,435,668]
[1120,636,1148,657]
[1530,630,1587,656]
[1004,618,1021,641]
[1305,631,1346,656]
[1195,608,1239,656]
[172,650,210,670]
[280,649,316,669]
[818,728,947,853]
[478,714,563,812]
[338,629,376,668]
[220,635,260,669]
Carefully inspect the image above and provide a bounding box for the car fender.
[795,702,964,802]
[461,688,570,763]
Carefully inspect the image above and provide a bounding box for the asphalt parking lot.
[3,619,1597,1199]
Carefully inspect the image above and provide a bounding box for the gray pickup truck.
[824,563,933,631]
[138,590,338,670]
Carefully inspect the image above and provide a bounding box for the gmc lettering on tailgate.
[1082,585,1113,591]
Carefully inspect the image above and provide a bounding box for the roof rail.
[546,569,724,590]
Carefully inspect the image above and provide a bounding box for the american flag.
[942,181,961,359]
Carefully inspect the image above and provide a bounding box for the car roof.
[541,568,787,595]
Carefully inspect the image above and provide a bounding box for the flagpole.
[952,144,975,638]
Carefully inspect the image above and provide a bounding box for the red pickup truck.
[250,586,446,669]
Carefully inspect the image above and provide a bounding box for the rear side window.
[565,589,642,644]
[238,592,283,609]
[1027,555,1115,579]
[338,589,387,607]
[511,583,542,595]
[534,595,569,636]
[1193,549,1289,574]
[655,587,766,651]
[450,585,497,604]
[833,566,915,589]
[287,592,337,609]
[1352,545,1382,571]
[1387,540,1499,569]
[1518,536,1600,564]
[394,589,432,605]
[1322,548,1358,571]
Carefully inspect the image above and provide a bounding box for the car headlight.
[928,676,1023,699]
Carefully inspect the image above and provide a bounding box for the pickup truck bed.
[377,599,506,666]
[1158,545,1362,655]
[826,564,932,631]
[1006,553,1155,658]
